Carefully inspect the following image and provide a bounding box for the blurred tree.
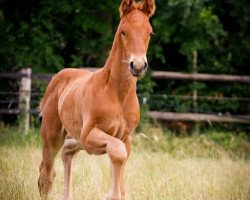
[0,0,120,73]
[151,0,226,72]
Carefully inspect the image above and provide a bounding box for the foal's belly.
[59,111,83,138]
[58,89,84,138]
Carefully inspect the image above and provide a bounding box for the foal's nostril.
[130,61,135,70]
[144,62,148,70]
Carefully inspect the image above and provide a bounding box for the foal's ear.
[141,0,156,18]
[119,0,134,17]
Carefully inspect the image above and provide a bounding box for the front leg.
[83,127,127,200]
[108,136,132,200]
[120,136,132,200]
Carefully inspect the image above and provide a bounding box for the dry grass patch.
[0,144,249,200]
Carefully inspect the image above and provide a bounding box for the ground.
[0,127,249,200]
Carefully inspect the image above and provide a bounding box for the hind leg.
[61,135,84,200]
[38,114,66,199]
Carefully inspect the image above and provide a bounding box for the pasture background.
[0,0,250,199]
[0,126,250,200]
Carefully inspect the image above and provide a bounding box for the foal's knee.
[107,139,127,164]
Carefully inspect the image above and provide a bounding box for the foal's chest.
[93,92,140,140]
[95,108,127,139]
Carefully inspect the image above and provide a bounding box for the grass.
[0,126,250,200]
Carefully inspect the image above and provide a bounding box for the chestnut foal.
[38,0,155,199]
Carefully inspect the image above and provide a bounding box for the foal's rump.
[39,68,92,117]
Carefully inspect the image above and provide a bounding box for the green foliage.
[137,71,155,126]
[0,0,249,74]
[0,0,121,72]
[0,126,41,147]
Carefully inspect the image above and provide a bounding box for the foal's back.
[40,68,92,117]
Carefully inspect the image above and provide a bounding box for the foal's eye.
[121,31,126,36]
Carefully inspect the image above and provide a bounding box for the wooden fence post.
[19,68,31,135]
[192,51,200,135]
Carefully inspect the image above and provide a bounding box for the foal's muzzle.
[129,57,148,77]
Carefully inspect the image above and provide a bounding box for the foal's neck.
[102,32,137,102]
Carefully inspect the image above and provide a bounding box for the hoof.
[103,193,122,200]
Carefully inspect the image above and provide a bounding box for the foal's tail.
[37,75,59,118]
[37,73,60,118]
[38,98,44,118]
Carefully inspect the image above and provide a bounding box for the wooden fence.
[0,68,250,134]
[150,71,250,127]
[152,71,250,83]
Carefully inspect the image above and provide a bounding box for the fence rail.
[152,71,250,83]
[148,111,250,124]
[0,72,53,81]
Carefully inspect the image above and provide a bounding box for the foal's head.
[118,0,156,77]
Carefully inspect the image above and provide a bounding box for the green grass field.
[0,126,249,200]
